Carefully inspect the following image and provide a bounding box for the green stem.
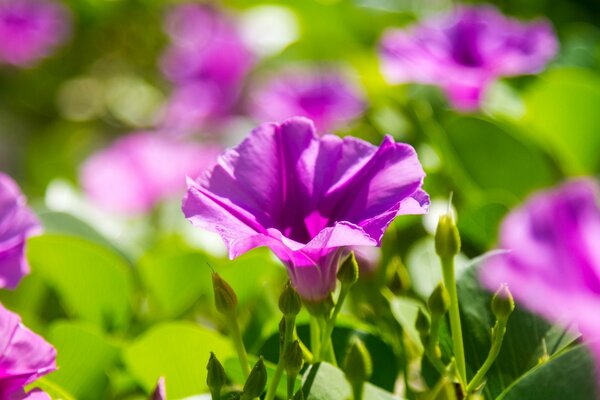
[287,373,298,399]
[310,317,322,362]
[209,388,221,400]
[466,318,508,393]
[265,316,297,400]
[319,284,350,363]
[441,258,466,387]
[424,317,446,374]
[351,382,364,400]
[226,310,251,378]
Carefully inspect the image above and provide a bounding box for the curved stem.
[466,318,508,393]
[226,310,251,378]
[265,315,297,400]
[310,317,322,362]
[441,258,466,388]
[319,285,350,363]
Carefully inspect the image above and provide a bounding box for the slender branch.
[226,310,251,378]
[441,258,466,387]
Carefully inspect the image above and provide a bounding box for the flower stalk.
[436,213,466,388]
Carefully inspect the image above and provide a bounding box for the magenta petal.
[13,389,51,400]
[183,117,428,300]
[0,304,56,398]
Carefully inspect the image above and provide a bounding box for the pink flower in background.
[0,173,40,289]
[183,117,428,301]
[81,133,221,215]
[0,0,70,67]
[379,5,557,110]
[159,4,253,135]
[481,179,600,374]
[251,68,365,133]
[0,303,56,399]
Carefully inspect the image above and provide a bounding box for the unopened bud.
[279,281,302,316]
[212,272,237,314]
[206,352,226,393]
[284,340,304,376]
[435,213,461,260]
[492,284,515,320]
[415,308,430,334]
[278,317,286,353]
[151,377,166,400]
[338,252,359,286]
[428,283,450,317]
[242,357,267,399]
[386,257,411,295]
[343,337,372,385]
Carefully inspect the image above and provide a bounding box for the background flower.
[0,0,70,67]
[481,179,600,373]
[80,132,221,214]
[0,173,40,289]
[250,68,365,133]
[183,117,428,300]
[379,5,557,110]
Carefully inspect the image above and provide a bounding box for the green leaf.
[47,322,120,399]
[27,234,134,331]
[443,115,558,200]
[138,245,212,318]
[301,362,401,400]
[523,68,600,174]
[497,345,598,400]
[123,322,234,399]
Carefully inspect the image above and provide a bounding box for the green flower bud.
[415,308,430,334]
[206,352,226,394]
[279,281,302,316]
[212,272,238,314]
[338,252,359,286]
[428,282,450,317]
[386,257,411,295]
[284,340,304,376]
[435,213,461,260]
[241,357,267,400]
[343,337,372,385]
[278,316,286,353]
[492,284,515,320]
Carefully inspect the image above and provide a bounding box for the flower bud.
[386,257,411,295]
[492,284,515,320]
[428,282,450,317]
[338,252,359,286]
[279,281,302,316]
[151,377,166,400]
[284,340,304,376]
[206,352,226,394]
[242,357,267,399]
[415,308,430,334]
[435,213,461,260]
[278,316,286,353]
[343,337,372,385]
[212,272,238,314]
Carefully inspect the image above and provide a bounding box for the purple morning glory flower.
[0,303,56,399]
[481,179,600,373]
[80,132,221,215]
[0,173,40,289]
[183,117,429,301]
[159,4,253,135]
[0,0,70,67]
[250,68,365,134]
[379,5,557,110]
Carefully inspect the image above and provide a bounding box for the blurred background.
[2,0,600,398]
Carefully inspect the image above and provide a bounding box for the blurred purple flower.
[379,5,557,110]
[0,173,40,289]
[251,68,365,133]
[0,0,70,67]
[481,179,600,370]
[159,4,253,134]
[183,117,428,301]
[81,132,221,215]
[0,303,56,399]
[151,377,166,400]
